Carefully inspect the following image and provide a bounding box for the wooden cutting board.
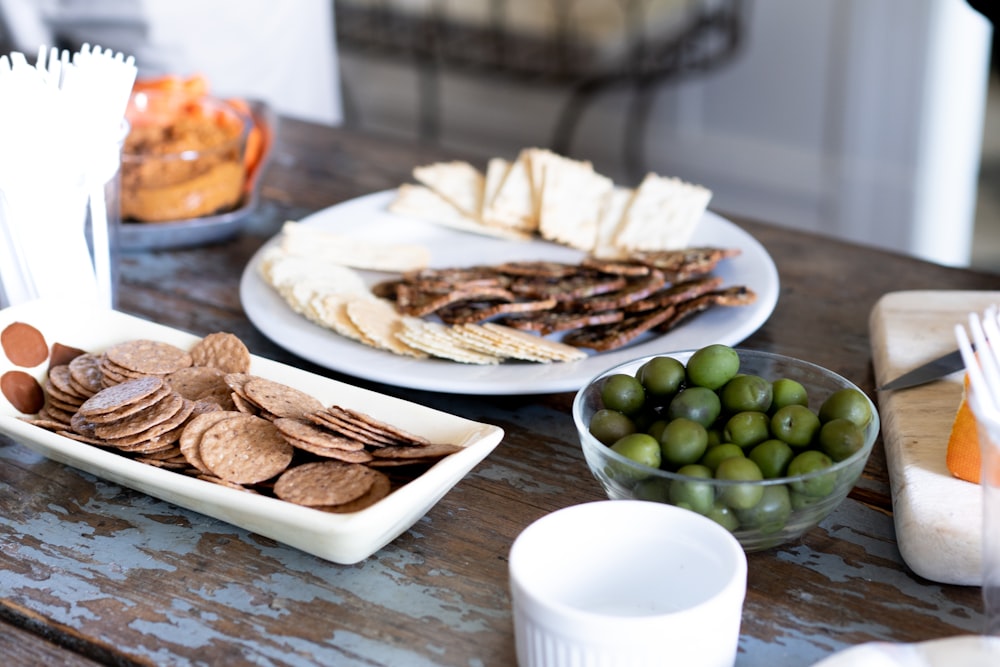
[868,290,997,586]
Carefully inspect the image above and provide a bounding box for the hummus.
[121,100,248,223]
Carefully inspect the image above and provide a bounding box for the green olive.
[722,411,771,449]
[699,443,745,472]
[715,456,765,510]
[611,433,662,470]
[770,404,821,447]
[633,477,671,502]
[659,418,709,468]
[588,408,636,446]
[668,464,715,515]
[685,344,740,390]
[706,499,740,531]
[601,373,646,416]
[636,356,686,398]
[748,438,795,478]
[720,374,773,413]
[818,418,866,462]
[787,449,836,497]
[735,484,792,534]
[667,386,721,428]
[818,388,873,427]
[771,378,809,412]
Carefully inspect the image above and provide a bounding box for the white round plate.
[239,190,780,395]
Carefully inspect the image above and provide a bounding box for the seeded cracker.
[77,376,167,418]
[273,417,367,452]
[67,353,104,395]
[321,473,392,513]
[274,461,383,507]
[93,391,186,439]
[198,414,294,484]
[189,332,252,373]
[105,339,193,376]
[243,377,324,419]
[179,411,245,474]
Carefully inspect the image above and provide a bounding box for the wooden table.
[2,116,998,666]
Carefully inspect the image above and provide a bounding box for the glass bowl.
[121,91,251,223]
[572,348,880,551]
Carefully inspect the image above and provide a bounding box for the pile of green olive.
[587,344,874,533]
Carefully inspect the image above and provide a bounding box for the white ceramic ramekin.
[509,500,747,667]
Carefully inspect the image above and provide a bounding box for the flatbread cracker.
[278,221,431,272]
[390,184,530,241]
[613,173,712,251]
[412,160,485,219]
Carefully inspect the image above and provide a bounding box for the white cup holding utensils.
[508,500,747,667]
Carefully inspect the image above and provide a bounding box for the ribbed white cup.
[509,500,747,667]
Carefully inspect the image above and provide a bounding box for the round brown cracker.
[92,391,186,440]
[77,376,167,417]
[105,339,193,376]
[189,332,252,373]
[179,410,245,474]
[166,366,228,401]
[198,414,294,484]
[273,417,366,452]
[243,377,324,419]
[319,471,392,513]
[68,353,105,395]
[273,460,380,507]
[47,365,88,401]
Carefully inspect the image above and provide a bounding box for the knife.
[878,348,966,391]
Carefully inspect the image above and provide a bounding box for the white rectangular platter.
[0,298,504,564]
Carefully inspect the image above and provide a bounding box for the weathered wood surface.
[1,116,998,666]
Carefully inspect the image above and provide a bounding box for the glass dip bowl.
[121,91,251,223]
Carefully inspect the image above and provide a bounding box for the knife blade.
[878,348,966,391]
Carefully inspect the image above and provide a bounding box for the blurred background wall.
[336,0,994,268]
[0,0,995,270]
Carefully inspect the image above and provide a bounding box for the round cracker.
[199,414,294,484]
[105,339,193,376]
[189,332,252,373]
[243,377,324,419]
[77,376,167,417]
[273,460,380,507]
[179,410,245,474]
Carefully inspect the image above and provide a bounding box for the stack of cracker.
[23,332,463,512]
[390,147,712,255]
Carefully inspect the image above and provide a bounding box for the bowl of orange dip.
[121,88,252,223]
